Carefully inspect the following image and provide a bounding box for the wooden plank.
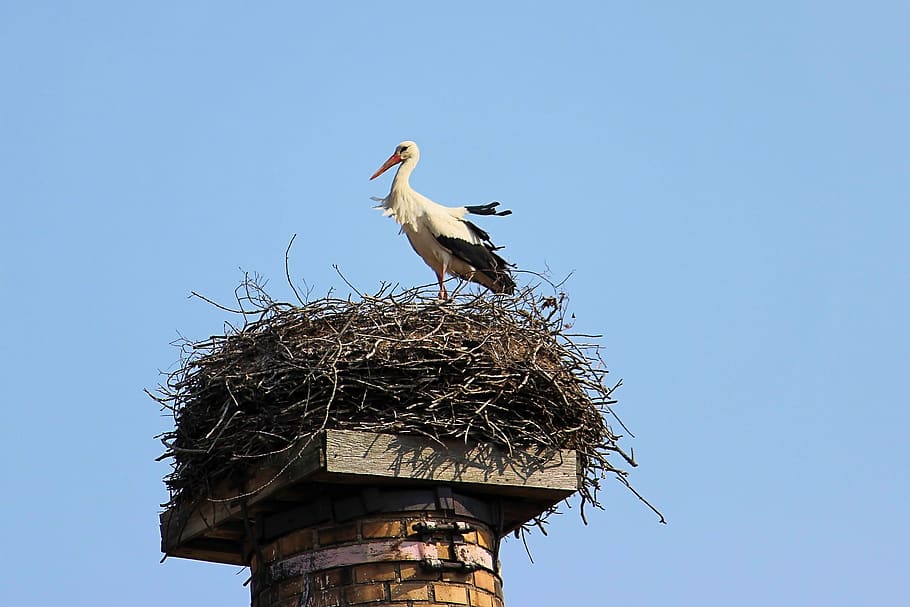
[160,436,324,553]
[322,429,578,493]
[160,500,238,556]
[167,537,247,566]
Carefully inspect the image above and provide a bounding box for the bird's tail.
[492,273,516,295]
[486,249,516,295]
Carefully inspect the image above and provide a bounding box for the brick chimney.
[250,510,504,607]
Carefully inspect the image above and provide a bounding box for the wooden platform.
[160,429,580,565]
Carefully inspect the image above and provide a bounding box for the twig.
[285,234,305,306]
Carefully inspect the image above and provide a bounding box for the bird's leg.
[436,265,448,300]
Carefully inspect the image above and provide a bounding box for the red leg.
[436,265,448,300]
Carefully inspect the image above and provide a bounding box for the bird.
[369,140,516,300]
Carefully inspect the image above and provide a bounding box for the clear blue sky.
[2,2,907,605]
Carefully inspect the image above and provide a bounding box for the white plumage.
[370,141,515,300]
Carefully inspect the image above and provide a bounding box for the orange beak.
[370,153,402,180]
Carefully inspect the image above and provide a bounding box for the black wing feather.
[436,220,516,294]
[464,201,513,216]
[463,220,491,242]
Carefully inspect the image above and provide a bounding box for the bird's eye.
[399,146,408,153]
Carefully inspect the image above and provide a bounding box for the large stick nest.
[153,276,660,528]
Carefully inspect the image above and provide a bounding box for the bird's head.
[370,140,420,180]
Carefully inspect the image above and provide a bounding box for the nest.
[153,276,660,529]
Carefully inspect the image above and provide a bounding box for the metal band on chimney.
[270,537,496,582]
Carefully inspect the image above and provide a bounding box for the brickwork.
[251,512,504,607]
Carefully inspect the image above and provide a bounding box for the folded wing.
[430,214,515,295]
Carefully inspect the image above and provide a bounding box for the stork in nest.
[370,140,516,300]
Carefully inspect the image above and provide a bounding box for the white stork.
[370,140,516,300]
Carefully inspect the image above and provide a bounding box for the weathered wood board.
[160,435,324,558]
[322,430,578,496]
